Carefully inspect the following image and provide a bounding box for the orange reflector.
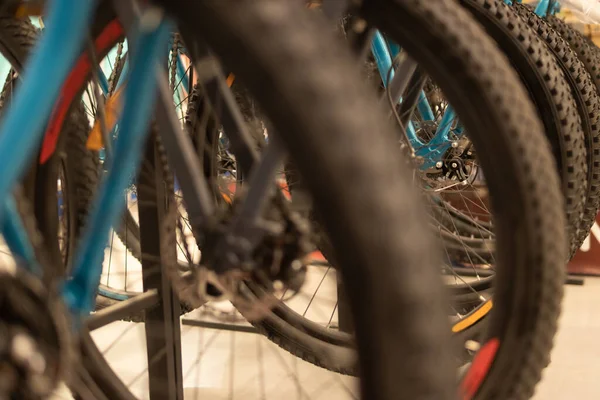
[452,299,493,333]
[226,73,235,87]
[86,85,125,150]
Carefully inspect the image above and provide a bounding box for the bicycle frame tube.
[370,31,419,136]
[64,18,173,320]
[371,30,394,86]
[535,0,551,16]
[2,198,39,273]
[384,39,435,122]
[417,88,435,122]
[97,67,110,95]
[551,1,561,15]
[416,107,457,162]
[370,30,459,169]
[507,0,560,18]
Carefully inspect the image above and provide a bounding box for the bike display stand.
[138,141,184,400]
[182,309,258,334]
[181,251,359,335]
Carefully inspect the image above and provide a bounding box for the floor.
[46,279,599,399]
[88,316,357,400]
[54,226,354,400]
[7,218,597,399]
[90,279,600,400]
[532,277,600,399]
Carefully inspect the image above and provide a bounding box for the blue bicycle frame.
[504,0,561,16]
[370,30,461,169]
[0,0,172,325]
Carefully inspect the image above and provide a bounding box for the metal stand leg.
[181,318,258,333]
[138,139,183,400]
[336,273,354,333]
[565,275,585,286]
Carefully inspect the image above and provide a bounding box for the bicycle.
[0,0,458,398]
[19,0,568,398]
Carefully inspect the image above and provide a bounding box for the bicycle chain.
[107,40,124,96]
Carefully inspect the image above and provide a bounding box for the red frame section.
[39,19,124,163]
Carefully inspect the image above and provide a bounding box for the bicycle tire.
[33,1,565,398]
[161,1,566,399]
[458,0,587,256]
[365,0,566,398]
[514,4,600,259]
[121,0,457,398]
[168,3,568,399]
[16,0,449,398]
[548,15,600,90]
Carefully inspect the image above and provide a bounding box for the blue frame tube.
[376,33,435,123]
[371,30,459,168]
[415,106,456,169]
[534,0,550,16]
[371,31,394,86]
[371,32,422,146]
[417,91,435,122]
[1,198,39,274]
[97,67,110,96]
[63,20,173,319]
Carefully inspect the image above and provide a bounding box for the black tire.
[147,0,459,398]
[38,104,99,272]
[457,0,587,257]
[0,16,100,272]
[514,4,600,259]
[172,0,570,398]
[155,1,566,400]
[167,1,568,398]
[364,0,566,398]
[548,16,600,91]
[113,210,141,261]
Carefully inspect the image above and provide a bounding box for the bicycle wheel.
[513,3,600,259]
[155,0,566,399]
[548,14,600,91]
[458,0,587,256]
[178,0,567,398]
[31,1,568,398]
[361,0,566,398]
[37,1,455,398]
